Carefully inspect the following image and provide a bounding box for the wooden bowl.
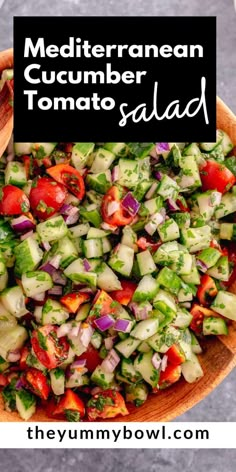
[0,48,236,422]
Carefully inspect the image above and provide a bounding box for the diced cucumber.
[16,389,36,421]
[90,365,114,388]
[54,236,78,268]
[66,373,89,389]
[178,339,192,361]
[133,179,154,201]
[21,271,53,297]
[127,142,155,158]
[90,148,115,173]
[0,270,8,292]
[219,223,236,241]
[90,330,103,349]
[42,299,69,325]
[104,142,128,156]
[14,142,33,155]
[125,383,148,406]
[199,131,224,152]
[137,250,156,276]
[147,326,180,354]
[172,309,192,328]
[143,196,163,215]
[170,252,193,275]
[64,258,97,286]
[71,143,95,169]
[207,256,229,281]
[156,267,182,296]
[14,236,43,278]
[134,350,159,388]
[153,289,177,316]
[87,228,109,239]
[0,356,10,372]
[117,158,139,188]
[121,226,138,251]
[80,205,102,228]
[157,219,180,242]
[181,352,203,383]
[132,275,159,302]
[115,337,140,358]
[108,244,134,277]
[0,286,27,317]
[137,341,152,353]
[0,325,28,360]
[191,333,203,354]
[153,241,179,264]
[97,262,122,291]
[157,174,179,200]
[172,212,191,229]
[32,142,57,158]
[131,318,159,341]
[183,142,202,160]
[177,155,201,190]
[83,238,103,259]
[197,191,222,222]
[178,283,194,303]
[211,290,236,321]
[203,316,228,336]
[5,161,27,187]
[36,216,68,242]
[69,223,90,238]
[181,226,211,253]
[197,247,221,270]
[181,256,200,284]
[86,171,112,194]
[75,303,91,321]
[50,368,65,396]
[0,305,17,330]
[220,130,234,155]
[121,358,142,383]
[215,193,236,219]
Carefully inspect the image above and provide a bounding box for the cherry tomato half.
[47,164,85,200]
[101,186,134,227]
[0,185,30,215]
[25,367,50,400]
[31,325,69,369]
[110,280,137,305]
[29,177,67,219]
[200,160,235,194]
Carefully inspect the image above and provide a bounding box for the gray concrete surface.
[0,0,236,467]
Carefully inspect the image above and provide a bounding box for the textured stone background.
[0,0,236,468]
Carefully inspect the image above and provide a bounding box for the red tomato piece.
[137,237,162,253]
[77,344,101,372]
[0,185,30,215]
[22,155,31,179]
[197,274,218,306]
[60,292,90,314]
[20,346,30,370]
[200,160,235,194]
[25,367,50,400]
[190,304,220,334]
[166,344,186,366]
[110,280,137,305]
[47,164,85,200]
[159,364,181,389]
[52,389,85,421]
[101,186,134,227]
[29,177,67,220]
[31,325,69,370]
[0,374,8,387]
[87,390,129,421]
[87,290,119,325]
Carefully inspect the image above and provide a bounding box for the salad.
[0,134,236,422]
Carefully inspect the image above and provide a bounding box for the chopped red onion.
[91,384,121,395]
[112,165,119,182]
[161,354,168,372]
[149,147,159,158]
[94,315,115,331]
[48,285,63,296]
[31,291,45,302]
[57,322,72,338]
[151,212,165,226]
[71,359,87,369]
[129,302,152,321]
[101,222,118,232]
[80,286,96,295]
[42,241,51,251]
[156,142,170,154]
[11,215,35,234]
[145,221,157,236]
[121,192,140,216]
[20,230,34,240]
[70,323,81,338]
[15,378,26,390]
[83,258,91,272]
[64,193,80,206]
[80,324,94,348]
[107,200,120,216]
[209,192,222,207]
[39,262,56,276]
[104,336,115,350]
[154,171,162,181]
[114,319,132,333]
[145,182,158,200]
[179,302,191,309]
[166,198,180,211]
[63,206,80,225]
[6,153,14,162]
[50,255,62,269]
[52,270,67,286]
[196,259,208,272]
[179,175,195,188]
[152,352,162,370]
[101,349,120,373]
[7,350,21,362]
